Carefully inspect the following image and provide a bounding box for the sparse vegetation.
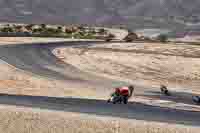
[40,24,46,29]
[25,24,34,31]
[0,26,14,33]
[98,28,106,35]
[0,23,112,40]
[14,25,23,32]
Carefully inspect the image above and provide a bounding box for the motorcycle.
[107,86,134,104]
[107,94,127,104]
[192,96,200,104]
[160,85,171,96]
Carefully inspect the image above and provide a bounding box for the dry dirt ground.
[55,42,200,89]
[0,37,199,132]
[0,104,199,133]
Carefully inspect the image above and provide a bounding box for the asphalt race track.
[0,41,129,89]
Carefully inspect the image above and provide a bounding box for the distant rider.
[160,85,170,96]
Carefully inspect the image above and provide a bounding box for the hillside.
[0,0,200,30]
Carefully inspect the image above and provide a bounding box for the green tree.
[0,27,14,33]
[65,28,73,34]
[98,28,106,34]
[40,24,46,29]
[56,26,63,33]
[14,25,23,32]
[157,34,168,43]
[33,28,42,34]
[77,25,85,31]
[57,26,62,30]
[105,33,115,42]
[46,28,56,34]
[25,24,34,31]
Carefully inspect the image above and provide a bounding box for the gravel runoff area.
[0,105,199,133]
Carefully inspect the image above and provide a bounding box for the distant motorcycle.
[160,85,171,96]
[192,96,200,104]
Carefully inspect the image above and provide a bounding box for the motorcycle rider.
[108,88,122,103]
[119,86,130,104]
[111,88,121,98]
[193,95,200,104]
[160,84,170,96]
[108,85,134,104]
